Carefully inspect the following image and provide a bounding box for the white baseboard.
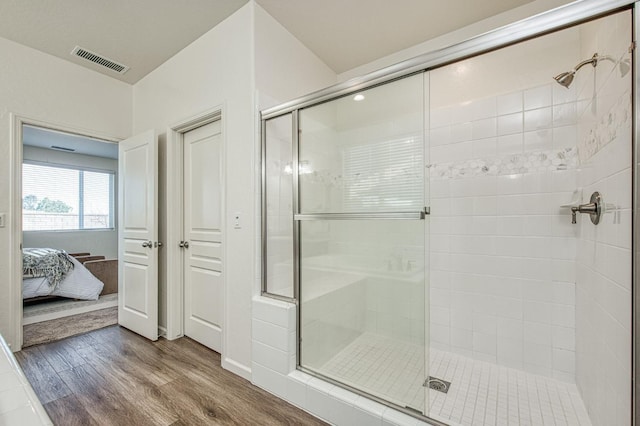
[222,357,252,381]
[165,331,184,341]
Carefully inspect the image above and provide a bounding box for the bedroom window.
[22,163,115,231]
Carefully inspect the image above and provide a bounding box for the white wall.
[253,0,336,373]
[574,11,632,426]
[21,146,118,259]
[0,37,131,349]
[255,3,336,300]
[133,3,255,375]
[254,4,336,110]
[133,1,335,376]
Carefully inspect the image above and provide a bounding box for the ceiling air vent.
[71,46,129,74]
[50,145,75,152]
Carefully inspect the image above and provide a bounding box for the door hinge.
[630,41,636,53]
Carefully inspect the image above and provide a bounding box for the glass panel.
[299,219,426,413]
[297,73,428,415]
[299,73,424,214]
[264,114,294,298]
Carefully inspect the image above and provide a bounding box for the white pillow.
[51,257,104,300]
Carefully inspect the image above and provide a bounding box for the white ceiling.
[255,0,537,73]
[0,0,249,84]
[0,0,565,84]
[23,126,118,159]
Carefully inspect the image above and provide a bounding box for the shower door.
[296,73,430,415]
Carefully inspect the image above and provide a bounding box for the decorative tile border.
[428,147,578,180]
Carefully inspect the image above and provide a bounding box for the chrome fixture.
[571,191,602,224]
[424,377,451,394]
[294,207,429,221]
[141,240,153,248]
[178,240,190,248]
[554,53,599,88]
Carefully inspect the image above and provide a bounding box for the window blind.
[23,163,114,231]
[342,136,424,212]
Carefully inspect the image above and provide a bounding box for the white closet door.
[183,120,223,351]
[118,130,158,341]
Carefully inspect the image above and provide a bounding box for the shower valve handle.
[570,191,602,225]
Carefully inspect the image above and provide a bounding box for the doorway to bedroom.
[21,124,119,347]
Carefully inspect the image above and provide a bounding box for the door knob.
[155,241,163,248]
[179,241,189,249]
[183,241,189,249]
[142,240,152,248]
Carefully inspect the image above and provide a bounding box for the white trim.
[222,357,252,381]
[9,113,122,352]
[22,296,118,325]
[165,106,225,348]
[164,124,184,340]
[158,325,167,338]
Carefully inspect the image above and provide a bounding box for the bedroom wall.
[0,36,132,350]
[21,146,118,259]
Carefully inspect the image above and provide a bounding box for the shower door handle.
[294,207,430,221]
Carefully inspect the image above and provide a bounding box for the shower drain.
[424,376,451,394]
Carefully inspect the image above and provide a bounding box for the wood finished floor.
[15,325,327,426]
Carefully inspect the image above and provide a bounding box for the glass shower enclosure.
[262,5,634,425]
[297,74,429,414]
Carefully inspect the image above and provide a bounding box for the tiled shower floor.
[320,333,592,426]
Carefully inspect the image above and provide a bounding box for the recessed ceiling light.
[353,94,365,102]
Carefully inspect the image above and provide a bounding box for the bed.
[22,248,117,302]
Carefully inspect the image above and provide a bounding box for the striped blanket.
[22,248,74,289]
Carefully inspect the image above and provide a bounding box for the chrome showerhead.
[554,71,575,88]
[553,53,599,89]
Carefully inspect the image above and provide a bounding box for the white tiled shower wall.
[428,81,580,381]
[574,12,632,426]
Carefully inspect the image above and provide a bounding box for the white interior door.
[183,121,223,351]
[118,130,158,341]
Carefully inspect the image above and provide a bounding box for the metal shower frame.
[260,0,639,423]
